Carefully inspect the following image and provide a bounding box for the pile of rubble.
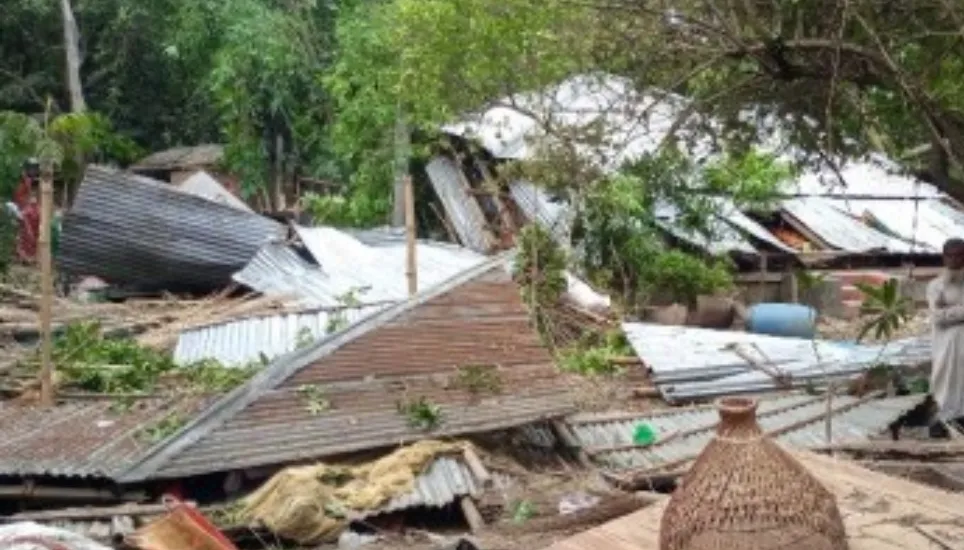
[1,165,958,550]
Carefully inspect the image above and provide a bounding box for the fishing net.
[240,440,469,544]
[659,397,849,550]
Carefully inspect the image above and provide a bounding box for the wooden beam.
[405,175,417,297]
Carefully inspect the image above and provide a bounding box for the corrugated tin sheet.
[781,197,914,253]
[233,228,490,308]
[173,304,388,366]
[654,202,758,255]
[714,200,797,253]
[787,161,944,198]
[508,181,573,246]
[120,255,574,481]
[366,456,482,516]
[233,243,342,306]
[622,323,855,385]
[59,165,283,290]
[295,225,490,302]
[831,198,952,252]
[132,144,224,171]
[661,341,932,401]
[622,323,931,401]
[444,74,683,169]
[425,156,495,253]
[0,395,214,479]
[567,392,924,471]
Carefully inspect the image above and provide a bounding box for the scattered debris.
[237,440,482,544]
[118,258,576,482]
[0,522,111,550]
[126,497,236,550]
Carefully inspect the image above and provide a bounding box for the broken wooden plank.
[2,501,198,523]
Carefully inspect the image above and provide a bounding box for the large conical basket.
[658,396,848,550]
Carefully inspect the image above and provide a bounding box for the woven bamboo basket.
[659,396,848,550]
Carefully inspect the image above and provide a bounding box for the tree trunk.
[271,133,286,212]
[61,0,85,112]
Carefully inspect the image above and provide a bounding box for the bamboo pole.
[38,166,55,406]
[404,175,417,297]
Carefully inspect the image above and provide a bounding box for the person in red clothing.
[12,158,41,263]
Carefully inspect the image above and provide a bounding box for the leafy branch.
[855,279,913,343]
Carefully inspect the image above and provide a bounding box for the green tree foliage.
[0,110,139,197]
[573,149,791,306]
[0,0,346,197]
[325,0,598,222]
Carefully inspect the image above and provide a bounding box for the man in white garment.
[927,238,964,436]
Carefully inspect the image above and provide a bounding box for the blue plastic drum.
[746,303,817,339]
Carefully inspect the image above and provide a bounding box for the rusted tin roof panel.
[59,165,283,290]
[121,255,574,481]
[0,395,214,479]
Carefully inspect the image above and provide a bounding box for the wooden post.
[758,253,768,303]
[391,112,410,227]
[38,166,55,407]
[404,175,417,297]
[458,496,485,533]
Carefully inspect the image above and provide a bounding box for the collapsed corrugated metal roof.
[567,392,924,472]
[0,395,215,480]
[622,323,931,401]
[295,225,490,302]
[233,227,490,308]
[832,198,957,252]
[623,323,855,384]
[781,197,918,253]
[59,165,284,290]
[444,73,687,169]
[425,157,498,254]
[443,73,957,257]
[120,254,575,482]
[220,226,608,366]
[653,202,759,255]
